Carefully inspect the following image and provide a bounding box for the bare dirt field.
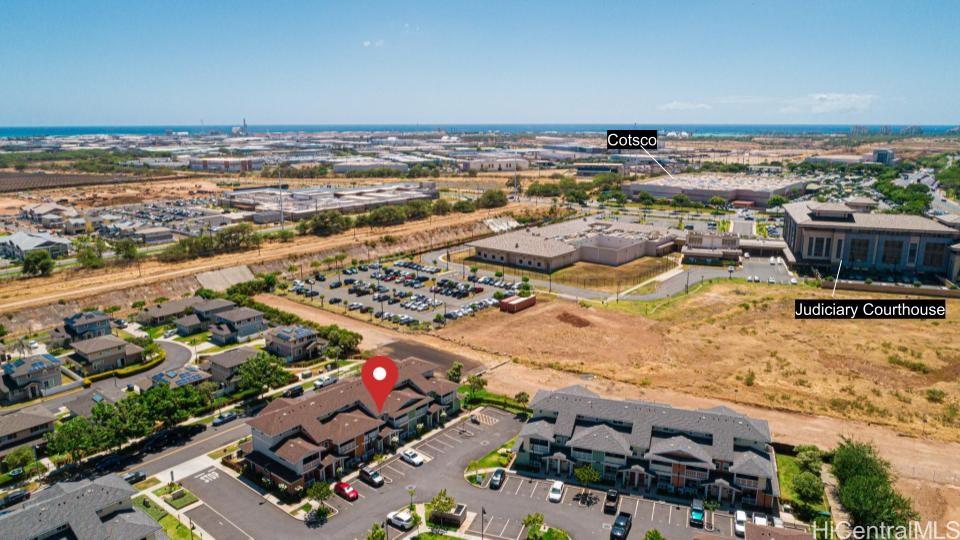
[437,283,960,442]
[254,291,960,519]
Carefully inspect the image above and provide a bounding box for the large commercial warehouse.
[466,217,680,271]
[220,181,438,223]
[622,174,807,207]
[782,201,960,280]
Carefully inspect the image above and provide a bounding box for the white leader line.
[642,146,676,180]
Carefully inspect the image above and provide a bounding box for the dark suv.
[489,468,505,490]
[603,489,620,514]
[610,511,632,539]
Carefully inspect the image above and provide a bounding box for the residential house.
[0,405,55,453]
[209,307,266,345]
[0,474,163,539]
[72,336,144,375]
[176,298,238,335]
[0,231,71,261]
[245,357,460,493]
[265,325,327,363]
[204,347,259,392]
[150,365,212,389]
[64,310,112,341]
[133,226,174,245]
[513,386,780,510]
[0,354,62,405]
[138,296,204,326]
[64,389,116,418]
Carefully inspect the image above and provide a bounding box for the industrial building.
[622,174,807,207]
[782,201,960,280]
[189,156,264,172]
[220,182,439,223]
[467,217,680,271]
[0,231,71,261]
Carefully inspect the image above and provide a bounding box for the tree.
[428,488,455,515]
[453,199,476,213]
[306,481,332,504]
[514,391,530,407]
[767,195,788,210]
[644,530,666,540]
[671,194,691,207]
[237,352,289,399]
[466,374,487,401]
[45,416,97,463]
[446,361,463,383]
[111,238,140,261]
[708,196,727,209]
[522,513,545,538]
[794,471,824,506]
[366,523,387,540]
[141,383,190,429]
[796,446,823,475]
[3,446,34,470]
[432,198,452,215]
[22,250,54,276]
[477,189,508,209]
[573,464,601,487]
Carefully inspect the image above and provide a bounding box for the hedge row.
[83,350,167,384]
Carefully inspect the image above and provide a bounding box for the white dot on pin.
[373,366,387,381]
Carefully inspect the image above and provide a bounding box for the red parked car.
[333,481,359,501]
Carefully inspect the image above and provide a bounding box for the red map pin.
[361,356,399,413]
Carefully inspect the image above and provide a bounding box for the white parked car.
[548,480,564,503]
[790,277,798,285]
[387,510,415,530]
[767,276,776,284]
[734,510,748,537]
[769,256,776,265]
[753,514,770,527]
[400,449,424,466]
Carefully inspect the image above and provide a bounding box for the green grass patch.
[175,330,211,345]
[294,502,313,515]
[776,454,827,513]
[0,462,47,488]
[413,534,455,540]
[133,495,199,540]
[144,324,173,339]
[153,484,200,510]
[207,442,241,460]
[460,388,529,415]
[468,437,516,471]
[134,477,161,491]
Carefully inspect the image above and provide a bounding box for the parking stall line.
[430,437,454,449]
[527,480,540,498]
[441,433,460,445]
[499,519,510,537]
[651,501,656,521]
[424,442,446,453]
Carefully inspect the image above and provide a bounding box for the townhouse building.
[174,298,236,336]
[138,296,205,326]
[265,325,327,363]
[204,347,259,392]
[514,386,780,510]
[0,474,163,539]
[210,307,267,345]
[0,405,55,453]
[72,335,144,374]
[0,354,62,404]
[244,358,459,493]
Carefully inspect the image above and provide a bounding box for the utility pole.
[277,168,284,231]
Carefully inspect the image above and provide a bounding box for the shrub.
[925,388,947,403]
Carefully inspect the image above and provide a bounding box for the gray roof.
[467,230,578,258]
[0,405,55,438]
[730,450,775,478]
[64,310,110,327]
[527,386,771,463]
[72,335,127,355]
[175,314,202,327]
[206,346,259,370]
[0,231,71,251]
[0,474,158,540]
[216,307,263,323]
[141,296,204,319]
[645,435,717,469]
[194,298,236,312]
[64,390,115,418]
[2,354,60,378]
[568,424,632,455]
[784,201,959,234]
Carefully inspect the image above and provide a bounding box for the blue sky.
[1,0,957,126]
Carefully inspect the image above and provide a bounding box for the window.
[813,237,824,257]
[849,239,870,263]
[807,237,815,257]
[908,243,918,264]
[922,242,946,267]
[881,240,903,264]
[836,239,844,259]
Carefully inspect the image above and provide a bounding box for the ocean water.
[0,124,955,138]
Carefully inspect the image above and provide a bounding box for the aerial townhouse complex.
[265,325,327,363]
[244,358,459,493]
[514,386,780,510]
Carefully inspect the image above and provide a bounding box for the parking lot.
[469,471,736,540]
[291,260,514,326]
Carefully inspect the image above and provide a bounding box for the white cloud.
[362,40,371,47]
[362,39,385,48]
[657,101,712,111]
[780,93,878,114]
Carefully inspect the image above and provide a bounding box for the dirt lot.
[438,283,960,442]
